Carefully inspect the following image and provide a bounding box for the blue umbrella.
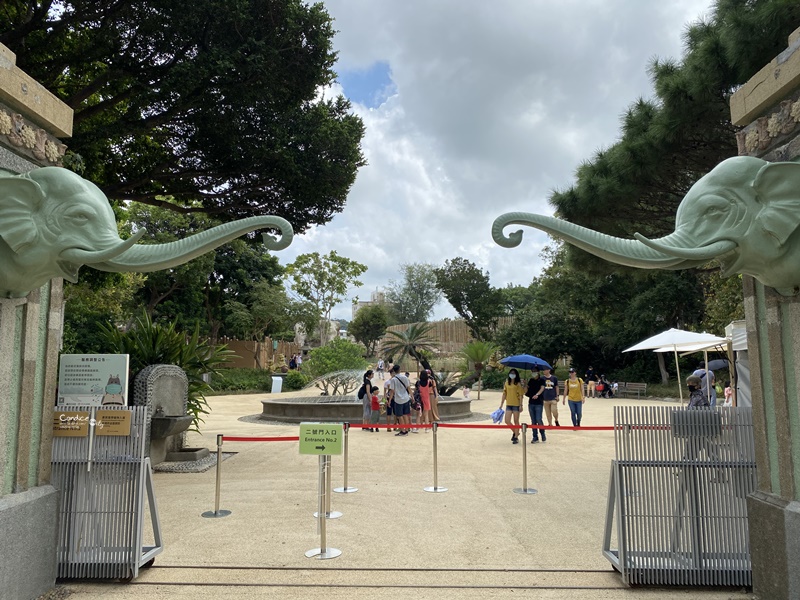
[499,354,552,371]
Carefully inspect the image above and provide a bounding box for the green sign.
[299,423,343,455]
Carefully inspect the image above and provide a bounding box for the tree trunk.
[657,352,669,386]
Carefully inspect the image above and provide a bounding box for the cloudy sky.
[276,0,715,321]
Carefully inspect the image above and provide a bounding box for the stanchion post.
[514,423,537,495]
[424,422,448,493]
[306,454,341,559]
[202,434,233,517]
[334,422,358,493]
[314,454,343,519]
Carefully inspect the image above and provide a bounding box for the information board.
[299,423,343,455]
[57,354,130,407]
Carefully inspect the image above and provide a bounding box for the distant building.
[352,289,386,319]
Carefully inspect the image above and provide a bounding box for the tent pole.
[674,345,683,404]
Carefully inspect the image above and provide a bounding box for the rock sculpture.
[492,156,800,295]
[0,167,293,297]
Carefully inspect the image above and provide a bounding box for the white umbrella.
[623,329,727,403]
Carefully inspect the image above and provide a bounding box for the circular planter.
[260,396,472,423]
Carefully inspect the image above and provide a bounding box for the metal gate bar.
[603,406,756,586]
[51,406,163,580]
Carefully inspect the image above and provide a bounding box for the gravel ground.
[152,452,236,473]
[236,411,493,426]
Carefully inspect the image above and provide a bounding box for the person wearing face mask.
[686,375,710,408]
[500,368,525,444]
[525,369,546,443]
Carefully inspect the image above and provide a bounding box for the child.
[383,377,395,432]
[723,380,734,407]
[462,385,470,400]
[370,386,381,431]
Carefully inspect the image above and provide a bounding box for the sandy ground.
[59,389,753,600]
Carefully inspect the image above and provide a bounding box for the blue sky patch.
[337,61,395,108]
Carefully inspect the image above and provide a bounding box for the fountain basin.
[151,415,193,439]
[260,396,472,423]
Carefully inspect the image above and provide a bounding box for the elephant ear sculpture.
[0,167,293,298]
[492,156,800,296]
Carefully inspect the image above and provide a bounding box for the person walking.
[562,368,586,427]
[585,365,598,398]
[525,369,546,443]
[428,370,441,421]
[376,358,385,380]
[692,363,717,407]
[500,368,525,444]
[541,366,560,427]
[387,364,412,436]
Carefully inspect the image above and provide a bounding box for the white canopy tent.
[623,328,728,403]
[654,338,730,406]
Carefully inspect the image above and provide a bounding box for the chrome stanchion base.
[201,509,232,518]
[333,486,358,493]
[513,488,538,495]
[305,547,342,559]
[313,510,343,519]
[423,486,448,493]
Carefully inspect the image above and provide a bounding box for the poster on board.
[57,354,130,407]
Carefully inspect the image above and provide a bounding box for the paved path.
[62,391,752,600]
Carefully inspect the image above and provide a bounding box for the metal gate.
[603,406,756,586]
[51,406,163,580]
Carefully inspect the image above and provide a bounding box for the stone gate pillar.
[0,43,73,600]
[730,26,800,600]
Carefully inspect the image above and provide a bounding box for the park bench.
[621,382,648,398]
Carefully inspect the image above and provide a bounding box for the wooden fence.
[217,337,300,370]
[382,317,515,355]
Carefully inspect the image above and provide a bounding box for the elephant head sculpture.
[0,167,293,298]
[492,156,800,296]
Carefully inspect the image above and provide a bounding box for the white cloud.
[278,0,715,320]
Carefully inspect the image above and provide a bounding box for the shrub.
[284,370,312,391]
[306,338,368,378]
[481,368,509,390]
[211,368,272,393]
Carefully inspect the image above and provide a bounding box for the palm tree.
[460,340,498,400]
[382,322,437,373]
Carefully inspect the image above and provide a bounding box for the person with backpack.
[359,369,374,431]
[562,368,586,427]
[386,364,412,436]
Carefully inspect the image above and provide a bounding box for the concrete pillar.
[730,26,800,600]
[0,43,73,600]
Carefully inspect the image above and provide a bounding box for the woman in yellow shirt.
[562,368,586,427]
[501,368,525,444]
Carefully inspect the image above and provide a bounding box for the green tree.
[349,304,390,356]
[98,311,233,431]
[433,258,503,340]
[385,263,442,323]
[286,251,368,344]
[305,338,368,395]
[460,340,498,400]
[382,322,437,372]
[0,0,366,231]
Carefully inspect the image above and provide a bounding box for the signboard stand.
[513,424,538,495]
[305,455,341,560]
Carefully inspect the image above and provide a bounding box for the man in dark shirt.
[526,369,547,442]
[585,366,598,398]
[541,367,560,427]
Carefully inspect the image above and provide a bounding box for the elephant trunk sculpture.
[0,167,293,298]
[492,156,800,296]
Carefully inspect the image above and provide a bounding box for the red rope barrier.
[222,436,300,442]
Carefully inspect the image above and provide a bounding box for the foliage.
[305,338,368,379]
[382,322,437,371]
[97,311,234,431]
[284,370,312,391]
[210,369,272,394]
[62,271,146,353]
[385,263,442,323]
[286,251,368,343]
[497,283,536,315]
[0,0,366,231]
[433,258,503,340]
[700,272,745,333]
[349,304,390,355]
[481,368,509,390]
[460,340,498,400]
